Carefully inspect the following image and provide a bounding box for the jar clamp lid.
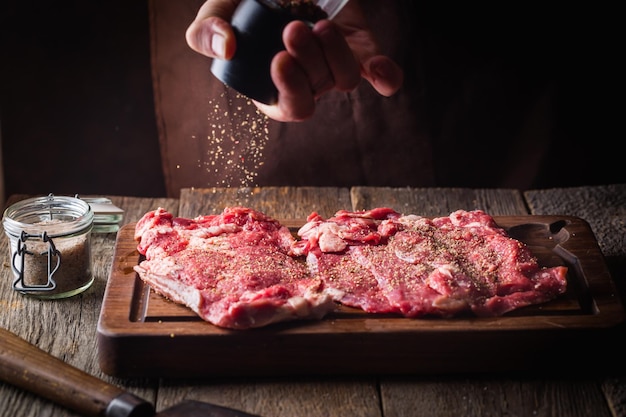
[2,194,94,298]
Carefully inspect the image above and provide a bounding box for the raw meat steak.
[133,207,335,329]
[294,208,568,317]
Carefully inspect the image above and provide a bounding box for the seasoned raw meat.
[134,207,335,329]
[134,206,568,329]
[295,209,568,317]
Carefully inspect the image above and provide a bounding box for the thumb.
[185,1,240,59]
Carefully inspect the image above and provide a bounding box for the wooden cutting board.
[97,216,624,378]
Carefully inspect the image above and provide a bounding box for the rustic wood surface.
[97,214,621,378]
[1,186,625,417]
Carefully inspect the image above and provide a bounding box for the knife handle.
[0,327,154,417]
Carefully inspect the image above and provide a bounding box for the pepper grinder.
[210,0,349,105]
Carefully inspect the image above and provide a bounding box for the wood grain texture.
[0,328,133,417]
[350,187,621,417]
[0,195,178,417]
[525,184,626,258]
[97,213,622,378]
[179,186,352,219]
[350,187,528,216]
[107,187,378,417]
[525,184,626,417]
[379,376,611,417]
[154,378,382,417]
[602,377,626,417]
[2,187,624,417]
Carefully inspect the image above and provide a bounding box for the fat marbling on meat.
[133,206,568,329]
[134,207,336,329]
[293,208,568,317]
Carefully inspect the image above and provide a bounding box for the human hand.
[186,0,404,122]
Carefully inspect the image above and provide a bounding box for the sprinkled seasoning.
[199,92,269,192]
[274,0,329,22]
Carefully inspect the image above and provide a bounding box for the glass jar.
[2,194,94,299]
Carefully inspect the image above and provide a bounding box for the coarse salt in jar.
[2,194,94,299]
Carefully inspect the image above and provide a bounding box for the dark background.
[0,1,621,202]
[1,1,165,199]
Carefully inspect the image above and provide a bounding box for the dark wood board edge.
[97,322,593,378]
[97,214,625,377]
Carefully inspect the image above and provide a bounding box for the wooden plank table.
[1,186,625,417]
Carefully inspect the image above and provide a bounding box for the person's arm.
[185,0,403,122]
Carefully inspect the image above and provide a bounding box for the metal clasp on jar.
[12,230,61,292]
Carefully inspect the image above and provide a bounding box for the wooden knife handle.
[0,327,154,417]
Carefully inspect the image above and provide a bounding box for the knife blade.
[155,400,259,417]
[0,327,260,417]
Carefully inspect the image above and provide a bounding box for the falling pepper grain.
[201,93,270,189]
